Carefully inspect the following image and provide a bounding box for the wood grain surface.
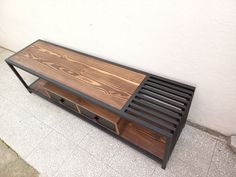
[120,120,166,159]
[10,40,146,109]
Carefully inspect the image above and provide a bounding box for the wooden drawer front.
[79,106,96,120]
[48,91,78,112]
[95,116,117,133]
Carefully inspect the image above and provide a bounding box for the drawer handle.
[59,98,65,103]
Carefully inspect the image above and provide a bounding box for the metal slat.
[145,82,191,100]
[130,102,179,125]
[126,107,176,132]
[143,86,189,104]
[150,75,195,91]
[136,94,184,114]
[133,98,181,120]
[148,78,193,95]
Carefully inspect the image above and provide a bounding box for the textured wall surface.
[0,0,236,135]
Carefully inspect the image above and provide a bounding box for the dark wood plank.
[9,40,146,109]
[30,79,49,97]
[120,120,166,159]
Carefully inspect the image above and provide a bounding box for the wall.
[0,0,236,136]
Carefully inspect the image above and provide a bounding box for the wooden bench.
[5,40,195,169]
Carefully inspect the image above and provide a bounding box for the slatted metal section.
[123,75,195,135]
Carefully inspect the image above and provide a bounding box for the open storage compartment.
[119,119,166,159]
[31,79,122,135]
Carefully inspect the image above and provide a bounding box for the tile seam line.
[186,121,227,140]
[0,96,56,159]
[98,163,124,177]
[53,145,107,177]
[27,129,82,177]
[78,143,111,165]
[2,94,60,132]
[25,130,54,160]
[51,143,81,177]
[205,140,218,177]
[0,46,15,53]
[150,165,158,177]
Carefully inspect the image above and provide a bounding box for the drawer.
[95,116,117,133]
[79,106,96,120]
[48,91,78,112]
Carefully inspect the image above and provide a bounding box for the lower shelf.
[30,79,166,160]
[120,120,166,159]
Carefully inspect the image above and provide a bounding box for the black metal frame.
[5,40,195,169]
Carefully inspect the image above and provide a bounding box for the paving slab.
[207,140,236,177]
[79,127,121,164]
[172,125,217,176]
[109,142,157,177]
[26,131,77,177]
[152,156,205,177]
[54,147,106,177]
[0,102,52,159]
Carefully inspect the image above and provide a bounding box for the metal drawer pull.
[59,98,65,103]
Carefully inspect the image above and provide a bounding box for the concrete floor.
[0,139,38,177]
[0,47,235,177]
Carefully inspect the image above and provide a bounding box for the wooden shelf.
[30,79,49,97]
[120,120,166,159]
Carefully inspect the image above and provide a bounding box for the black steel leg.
[7,63,32,93]
[162,137,172,169]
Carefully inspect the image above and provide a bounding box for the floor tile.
[79,128,121,163]
[100,166,123,177]
[0,86,64,130]
[207,140,236,177]
[0,64,66,129]
[0,49,13,62]
[54,147,106,177]
[21,96,68,127]
[0,95,12,117]
[54,113,93,144]
[109,143,156,177]
[152,156,205,177]
[26,131,77,177]
[0,49,14,75]
[0,105,52,159]
[0,68,34,101]
[172,125,217,176]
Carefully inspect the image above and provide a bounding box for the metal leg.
[162,137,172,169]
[7,63,32,93]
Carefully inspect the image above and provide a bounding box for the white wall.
[1,0,236,136]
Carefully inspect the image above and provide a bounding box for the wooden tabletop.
[8,40,146,109]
